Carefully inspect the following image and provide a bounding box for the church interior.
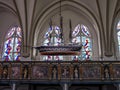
[0,0,120,90]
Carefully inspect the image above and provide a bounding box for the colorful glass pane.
[117,22,120,54]
[82,40,89,48]
[14,38,21,52]
[55,26,61,35]
[82,45,91,52]
[44,27,53,38]
[117,31,120,36]
[4,38,14,55]
[82,36,91,42]
[6,27,15,38]
[72,24,80,37]
[76,36,81,42]
[119,46,120,52]
[82,42,91,49]
[49,26,53,33]
[81,24,90,37]
[81,51,91,60]
[117,32,120,45]
[16,27,22,37]
[54,37,62,46]
[2,26,22,61]
[43,56,52,61]
[54,56,63,61]
[14,53,20,61]
[44,32,50,38]
[81,52,86,60]
[117,21,120,30]
[43,38,51,46]
[2,52,12,61]
[72,38,77,43]
[72,56,79,61]
[72,37,80,43]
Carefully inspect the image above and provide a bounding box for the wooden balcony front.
[0,61,120,84]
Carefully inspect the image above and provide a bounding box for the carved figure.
[3,66,8,79]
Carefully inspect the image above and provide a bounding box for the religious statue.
[52,67,57,79]
[22,66,28,79]
[2,66,8,79]
[74,67,79,79]
[12,67,19,78]
[62,67,69,78]
[104,65,110,79]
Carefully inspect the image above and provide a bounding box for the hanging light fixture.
[34,0,82,55]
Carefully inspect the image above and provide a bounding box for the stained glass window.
[43,26,63,61]
[117,21,120,30]
[117,21,120,53]
[72,24,92,61]
[2,26,22,61]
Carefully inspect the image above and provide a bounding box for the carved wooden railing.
[0,61,120,83]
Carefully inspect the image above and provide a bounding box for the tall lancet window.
[72,24,92,61]
[43,26,63,61]
[117,21,120,53]
[2,26,22,61]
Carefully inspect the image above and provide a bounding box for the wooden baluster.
[0,64,1,79]
[79,63,82,80]
[20,63,22,79]
[101,64,104,80]
[28,64,31,79]
[58,64,61,80]
[109,64,113,80]
[9,64,11,79]
[48,64,52,80]
[70,64,73,80]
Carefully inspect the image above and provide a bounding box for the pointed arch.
[2,26,22,61]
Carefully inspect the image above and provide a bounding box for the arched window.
[2,26,22,61]
[117,20,120,54]
[43,26,63,61]
[72,24,92,61]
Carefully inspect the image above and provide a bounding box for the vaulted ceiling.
[0,0,120,57]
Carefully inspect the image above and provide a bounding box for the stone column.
[62,83,69,90]
[12,83,16,90]
[117,84,120,90]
